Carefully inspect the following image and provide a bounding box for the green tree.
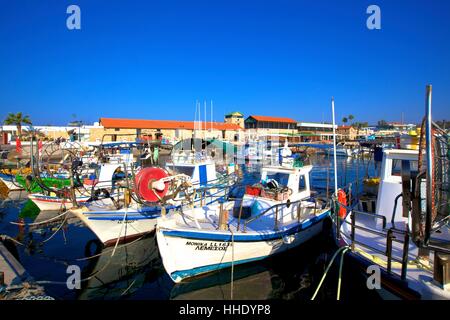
[348,114,354,124]
[342,117,348,124]
[4,112,32,138]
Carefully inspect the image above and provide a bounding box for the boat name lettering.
[185,241,231,251]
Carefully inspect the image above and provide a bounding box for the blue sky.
[0,0,449,125]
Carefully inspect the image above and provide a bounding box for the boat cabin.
[165,160,217,187]
[375,149,419,225]
[245,165,312,202]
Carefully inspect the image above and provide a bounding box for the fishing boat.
[28,163,124,211]
[0,173,24,191]
[325,144,358,157]
[246,145,263,161]
[73,154,237,246]
[156,144,331,283]
[336,86,450,299]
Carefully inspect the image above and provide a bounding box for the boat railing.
[242,196,330,232]
[335,199,410,281]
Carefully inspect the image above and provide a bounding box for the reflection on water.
[78,235,161,300]
[0,154,379,300]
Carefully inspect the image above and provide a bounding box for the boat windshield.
[265,172,290,187]
[391,159,419,176]
[171,166,195,178]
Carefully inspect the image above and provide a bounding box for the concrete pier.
[0,239,52,300]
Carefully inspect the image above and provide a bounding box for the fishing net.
[416,117,450,243]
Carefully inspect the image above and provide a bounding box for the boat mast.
[332,97,338,195]
[210,100,213,133]
[425,84,433,244]
[204,100,207,140]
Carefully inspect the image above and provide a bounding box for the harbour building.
[244,115,298,143]
[224,112,245,128]
[94,118,242,144]
[296,122,337,142]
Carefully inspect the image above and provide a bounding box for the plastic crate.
[245,185,261,196]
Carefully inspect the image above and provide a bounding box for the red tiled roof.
[338,125,352,129]
[99,118,241,131]
[247,115,297,123]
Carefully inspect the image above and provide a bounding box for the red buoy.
[337,189,347,219]
[134,167,170,202]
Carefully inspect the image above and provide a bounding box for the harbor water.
[0,153,382,300]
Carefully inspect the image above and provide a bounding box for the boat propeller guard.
[134,167,170,202]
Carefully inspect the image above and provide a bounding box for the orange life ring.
[337,189,347,219]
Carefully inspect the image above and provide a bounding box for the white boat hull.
[72,207,163,246]
[28,195,84,211]
[0,176,23,191]
[157,215,327,283]
[28,194,116,212]
[75,187,228,246]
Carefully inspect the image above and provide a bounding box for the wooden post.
[237,200,244,231]
[218,202,228,231]
[274,206,279,230]
[124,187,130,208]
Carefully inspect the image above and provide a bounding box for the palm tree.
[4,112,32,138]
[22,127,46,141]
[348,115,354,123]
[342,117,348,124]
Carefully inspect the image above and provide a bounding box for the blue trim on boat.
[86,205,179,215]
[0,173,14,182]
[84,190,225,218]
[171,256,266,282]
[161,209,330,242]
[88,213,161,221]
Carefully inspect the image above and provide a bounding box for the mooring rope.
[230,226,235,300]
[41,212,69,243]
[0,234,25,246]
[76,233,147,261]
[10,209,70,226]
[336,247,348,300]
[311,246,349,301]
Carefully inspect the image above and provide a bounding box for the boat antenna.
[332,97,338,195]
[194,100,198,138]
[204,100,207,140]
[424,84,433,244]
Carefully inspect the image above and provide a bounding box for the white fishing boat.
[28,163,124,211]
[337,86,450,299]
[325,144,358,157]
[73,157,237,246]
[156,145,331,283]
